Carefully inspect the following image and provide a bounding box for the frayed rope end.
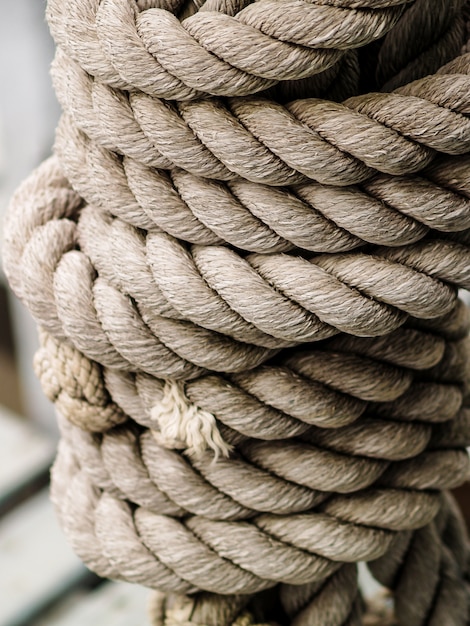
[151,380,232,461]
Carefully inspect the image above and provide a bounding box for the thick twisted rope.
[145,492,470,625]
[53,108,470,243]
[48,378,470,622]
[5,158,470,384]
[375,0,468,89]
[4,0,470,623]
[53,49,470,188]
[28,272,470,599]
[46,0,415,99]
[35,318,469,446]
[5,143,470,623]
[50,404,468,592]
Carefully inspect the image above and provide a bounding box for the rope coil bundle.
[4,0,470,622]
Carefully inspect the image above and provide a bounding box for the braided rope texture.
[4,0,470,623]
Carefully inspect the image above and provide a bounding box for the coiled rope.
[4,0,470,623]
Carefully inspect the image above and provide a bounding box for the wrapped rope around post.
[4,0,470,623]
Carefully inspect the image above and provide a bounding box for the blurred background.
[0,0,59,428]
[0,2,149,624]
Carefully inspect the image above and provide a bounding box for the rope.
[46,0,413,98]
[375,0,468,89]
[4,0,470,623]
[6,159,470,377]
[52,53,470,186]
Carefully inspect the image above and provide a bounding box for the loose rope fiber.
[4,0,470,623]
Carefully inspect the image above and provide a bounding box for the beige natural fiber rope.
[4,0,470,623]
[46,0,415,99]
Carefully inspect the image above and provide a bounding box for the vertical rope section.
[3,0,470,623]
